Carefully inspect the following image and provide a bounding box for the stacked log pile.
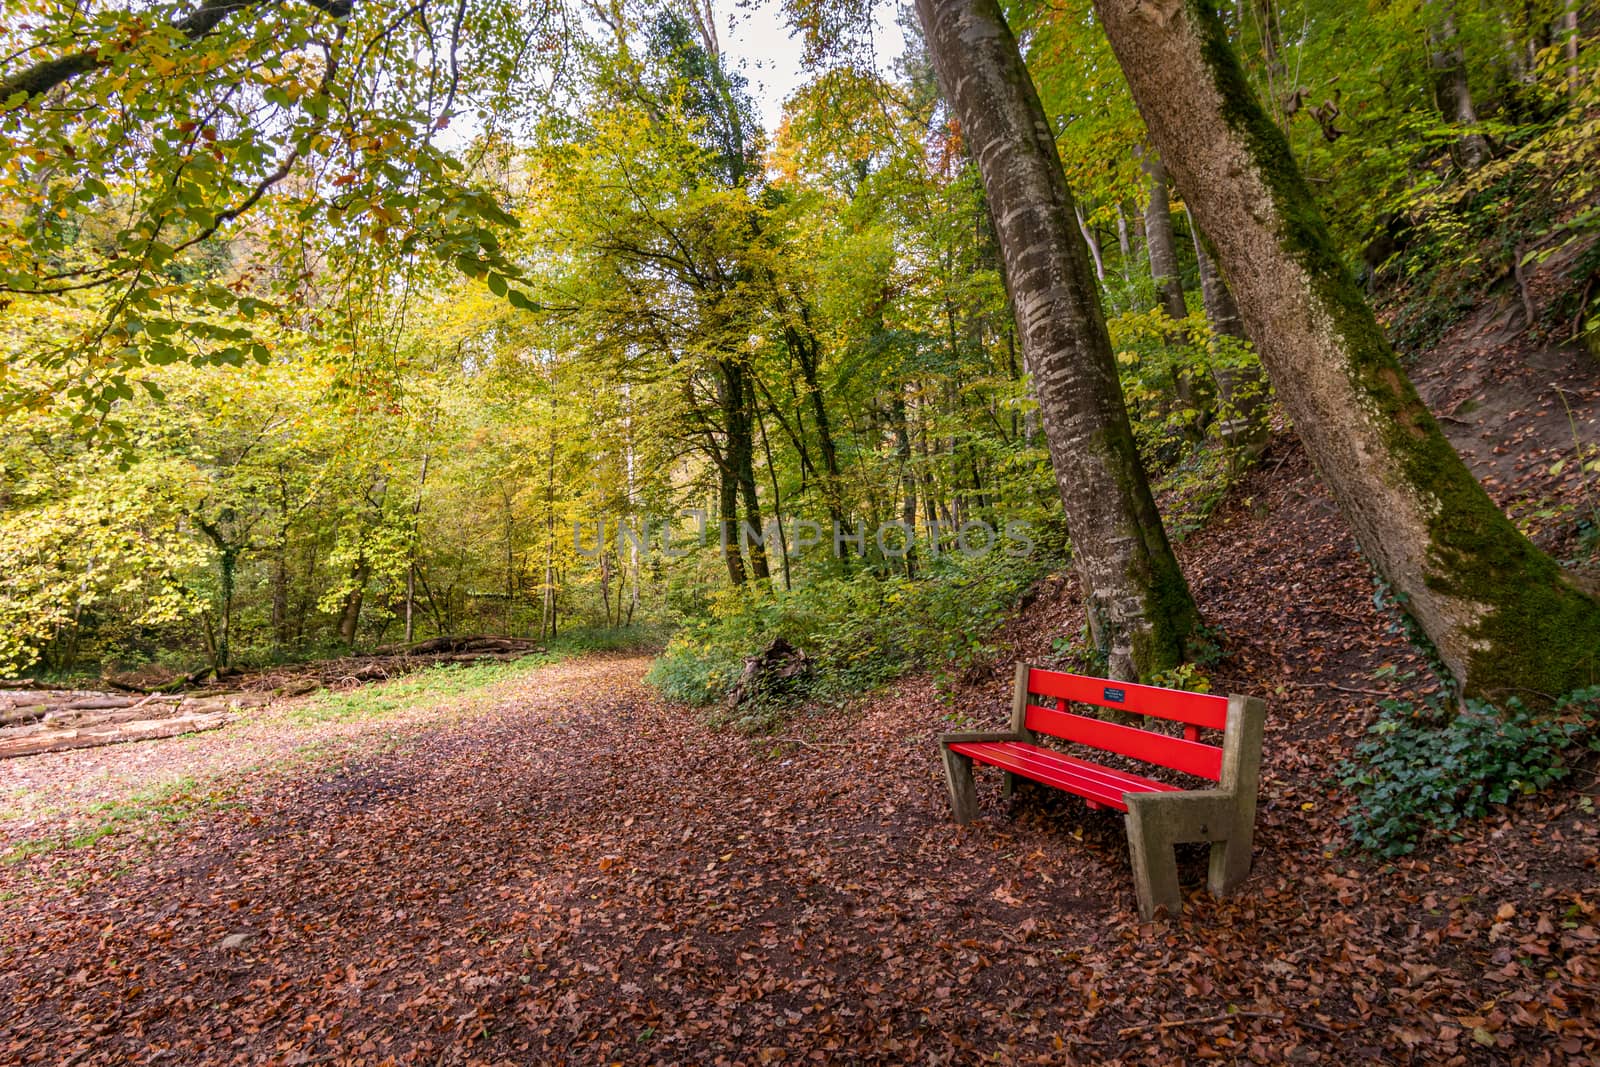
[0,691,264,758]
[1,635,547,759]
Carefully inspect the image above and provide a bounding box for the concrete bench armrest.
[938,730,1025,746]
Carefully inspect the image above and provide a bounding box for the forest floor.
[2,329,1598,1065]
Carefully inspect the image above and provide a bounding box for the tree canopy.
[2,0,1596,701]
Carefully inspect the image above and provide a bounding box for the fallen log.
[375,634,547,656]
[0,680,79,692]
[104,666,183,693]
[36,701,188,732]
[0,711,233,758]
[1,691,181,727]
[10,637,547,712]
[63,695,138,711]
[0,704,50,728]
[433,651,529,664]
[8,696,182,735]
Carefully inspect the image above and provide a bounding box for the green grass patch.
[291,656,553,724]
[292,625,667,725]
[2,776,241,864]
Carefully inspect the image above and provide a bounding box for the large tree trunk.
[337,559,368,647]
[194,517,238,669]
[913,0,1200,679]
[1094,0,1600,699]
[717,461,746,585]
[1190,210,1269,456]
[715,358,753,585]
[1564,0,1582,95]
[1142,151,1189,322]
[722,358,770,583]
[1431,5,1493,169]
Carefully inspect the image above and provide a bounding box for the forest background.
[2,0,1596,727]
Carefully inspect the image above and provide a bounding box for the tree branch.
[0,0,353,105]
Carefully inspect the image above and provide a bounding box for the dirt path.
[1,589,1597,1064]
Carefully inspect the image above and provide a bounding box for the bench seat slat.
[1023,705,1225,781]
[947,740,1180,812]
[1027,667,1228,730]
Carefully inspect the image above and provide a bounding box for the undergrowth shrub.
[1381,75,1600,356]
[1339,688,1600,857]
[1107,307,1267,476]
[646,544,1057,730]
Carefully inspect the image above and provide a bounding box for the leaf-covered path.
[3,478,1599,1067]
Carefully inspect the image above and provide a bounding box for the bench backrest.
[1013,666,1228,782]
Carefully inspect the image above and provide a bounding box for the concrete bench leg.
[1209,693,1266,897]
[941,746,979,824]
[1208,822,1254,896]
[1125,791,1240,920]
[1124,802,1182,920]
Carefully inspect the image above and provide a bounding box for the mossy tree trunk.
[1094,0,1600,699]
[914,0,1200,679]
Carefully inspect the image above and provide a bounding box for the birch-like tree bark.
[913,0,1199,678]
[1144,147,1209,435]
[1430,5,1493,169]
[1093,0,1600,699]
[1142,151,1190,322]
[1563,0,1582,95]
[1076,203,1107,283]
[1189,211,1268,455]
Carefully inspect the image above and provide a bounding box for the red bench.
[939,664,1266,919]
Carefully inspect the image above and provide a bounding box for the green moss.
[1188,2,1600,699]
[1143,541,1201,674]
[1090,414,1200,680]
